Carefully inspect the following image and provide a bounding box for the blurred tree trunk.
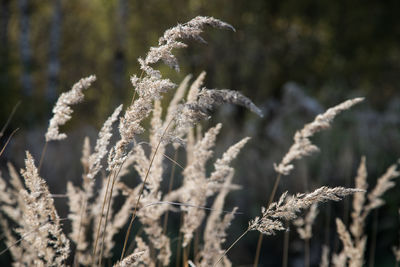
[113,0,128,92]
[46,0,62,102]
[18,0,33,96]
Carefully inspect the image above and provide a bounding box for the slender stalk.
[304,238,310,267]
[213,229,250,267]
[95,111,149,265]
[253,173,282,267]
[0,101,20,138]
[282,221,289,267]
[194,229,199,260]
[183,241,191,267]
[0,128,19,158]
[126,227,141,255]
[98,159,128,266]
[120,119,174,261]
[92,171,112,266]
[38,141,48,172]
[176,213,183,267]
[368,209,379,267]
[253,232,263,267]
[98,175,117,266]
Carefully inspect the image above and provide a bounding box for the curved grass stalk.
[120,119,174,261]
[98,161,127,266]
[213,229,250,267]
[0,101,20,138]
[253,173,282,267]
[92,170,112,266]
[0,128,19,158]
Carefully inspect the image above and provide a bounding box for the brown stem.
[304,238,310,267]
[214,229,250,267]
[0,101,20,138]
[98,157,130,266]
[120,119,174,261]
[253,173,282,267]
[253,234,263,267]
[183,242,191,267]
[0,128,19,158]
[38,141,48,172]
[194,229,199,261]
[176,213,183,267]
[282,222,289,267]
[92,171,112,266]
[98,174,117,266]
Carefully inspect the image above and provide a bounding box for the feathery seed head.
[249,187,361,235]
[45,75,96,141]
[274,97,364,175]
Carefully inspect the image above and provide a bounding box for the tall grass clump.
[0,16,398,267]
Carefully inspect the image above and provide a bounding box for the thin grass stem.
[304,238,310,267]
[183,241,191,267]
[38,141,48,172]
[0,128,19,158]
[282,222,289,267]
[92,170,112,266]
[120,119,174,261]
[163,149,178,235]
[214,229,250,267]
[253,173,282,267]
[98,161,126,266]
[176,213,183,267]
[0,101,20,138]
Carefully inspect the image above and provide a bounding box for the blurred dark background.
[1,0,400,266]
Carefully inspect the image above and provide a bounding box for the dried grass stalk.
[180,124,222,247]
[18,151,70,266]
[249,187,361,235]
